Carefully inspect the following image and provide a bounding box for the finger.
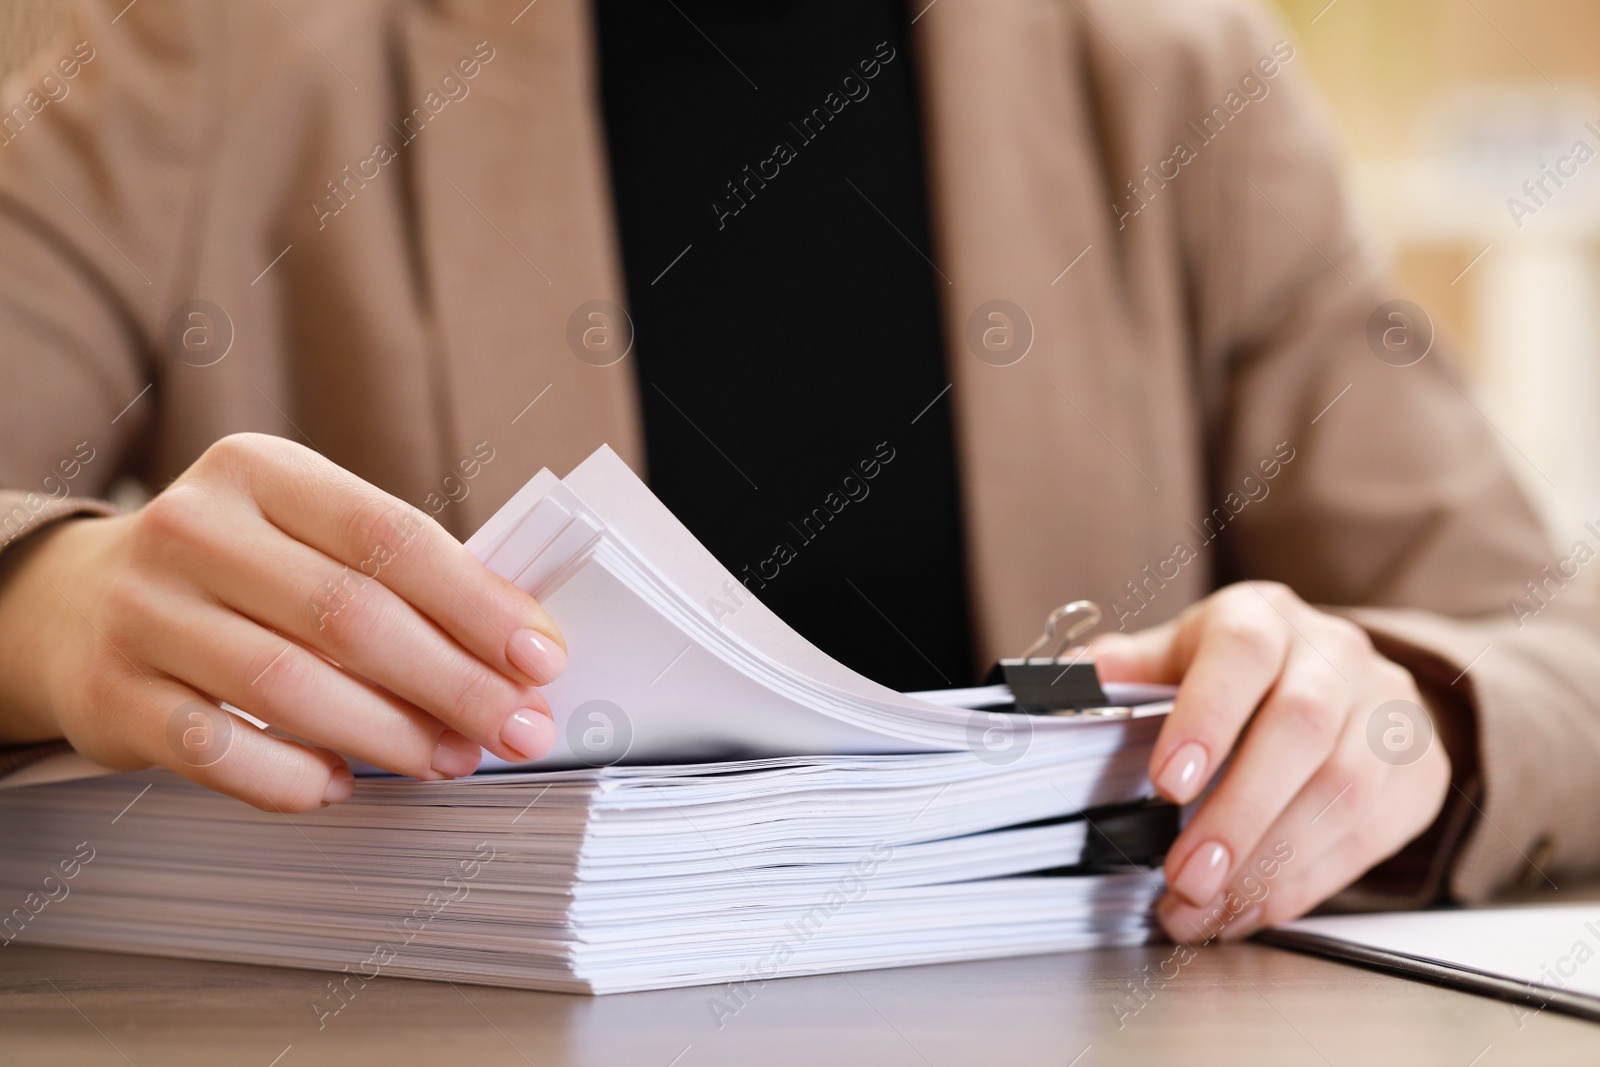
[1085,616,1184,684]
[1246,819,1436,936]
[1160,716,1446,941]
[1145,589,1292,805]
[165,504,555,763]
[1161,641,1350,907]
[128,591,483,780]
[1158,750,1355,943]
[1156,836,1307,944]
[203,434,567,687]
[79,670,353,813]
[1257,724,1450,931]
[1164,833,1372,944]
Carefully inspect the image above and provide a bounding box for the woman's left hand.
[1088,581,1452,942]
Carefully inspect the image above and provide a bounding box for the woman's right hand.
[0,433,568,811]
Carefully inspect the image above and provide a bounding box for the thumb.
[1085,620,1184,684]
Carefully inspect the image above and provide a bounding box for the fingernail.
[431,729,482,778]
[501,708,558,762]
[1156,741,1209,803]
[1171,840,1231,907]
[507,628,567,685]
[322,767,354,805]
[1219,904,1262,942]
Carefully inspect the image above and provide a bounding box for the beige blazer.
[1,0,1595,904]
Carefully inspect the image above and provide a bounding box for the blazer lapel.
[398,0,643,535]
[913,0,1208,663]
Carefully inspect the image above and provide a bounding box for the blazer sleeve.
[1176,1,1600,903]
[0,1,212,768]
[0,0,217,521]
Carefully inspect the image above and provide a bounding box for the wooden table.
[3,936,1595,1065]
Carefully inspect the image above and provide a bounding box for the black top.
[593,0,974,690]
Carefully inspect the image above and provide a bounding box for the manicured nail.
[1171,840,1231,907]
[322,767,354,805]
[507,628,567,685]
[501,708,558,762]
[431,729,482,778]
[1219,904,1263,942]
[1155,741,1209,803]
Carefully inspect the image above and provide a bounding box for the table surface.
[3,935,1596,1066]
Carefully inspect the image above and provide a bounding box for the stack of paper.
[0,446,1176,993]
[0,742,1168,993]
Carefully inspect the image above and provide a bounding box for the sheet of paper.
[1280,904,1600,999]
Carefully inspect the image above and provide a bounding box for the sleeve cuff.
[1,492,118,556]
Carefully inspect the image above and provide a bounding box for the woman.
[0,0,1592,943]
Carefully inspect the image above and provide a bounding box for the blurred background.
[1269,0,1600,544]
[3,0,1596,539]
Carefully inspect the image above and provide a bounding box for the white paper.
[1280,904,1600,999]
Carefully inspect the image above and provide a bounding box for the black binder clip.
[1079,799,1181,867]
[998,601,1111,715]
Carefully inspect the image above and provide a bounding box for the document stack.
[0,446,1176,994]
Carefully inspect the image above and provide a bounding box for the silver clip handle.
[1018,600,1102,664]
